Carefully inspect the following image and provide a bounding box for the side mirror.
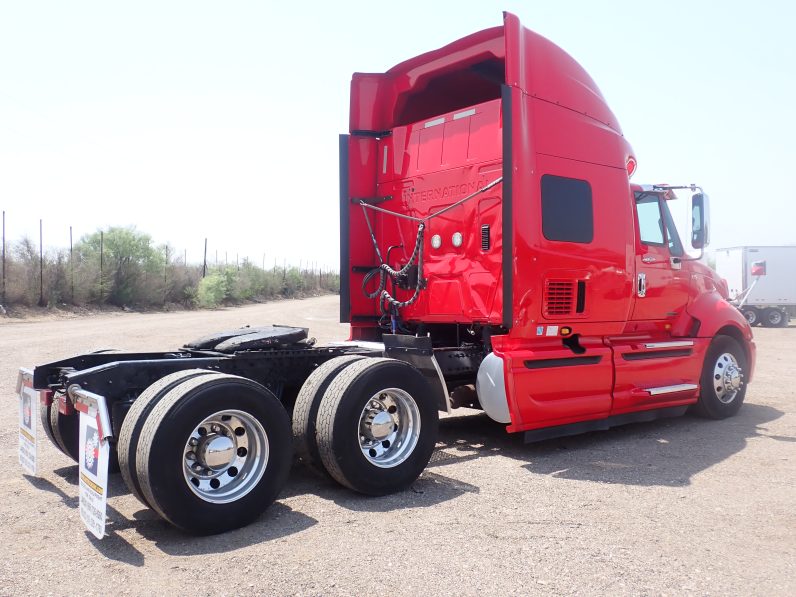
[691,193,710,249]
[751,260,767,276]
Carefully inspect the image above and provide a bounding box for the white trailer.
[714,246,796,327]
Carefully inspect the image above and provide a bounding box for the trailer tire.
[694,335,748,419]
[316,358,438,496]
[740,307,760,326]
[135,374,292,534]
[40,399,58,452]
[48,402,80,462]
[292,355,366,476]
[118,369,223,507]
[762,307,787,328]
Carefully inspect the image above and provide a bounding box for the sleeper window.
[541,175,593,243]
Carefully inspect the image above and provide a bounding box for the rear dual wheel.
[292,355,366,474]
[310,358,439,496]
[118,369,223,507]
[762,308,788,328]
[740,307,760,327]
[119,372,292,534]
[43,398,79,462]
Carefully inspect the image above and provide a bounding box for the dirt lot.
[1,295,794,595]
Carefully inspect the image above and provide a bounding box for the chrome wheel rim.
[744,310,757,324]
[182,409,268,504]
[713,352,743,404]
[768,310,783,325]
[358,388,420,468]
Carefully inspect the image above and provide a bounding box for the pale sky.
[1,0,795,270]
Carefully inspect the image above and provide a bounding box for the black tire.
[694,335,748,419]
[40,398,58,451]
[135,374,292,534]
[740,307,759,327]
[762,307,787,328]
[48,401,80,462]
[117,369,223,507]
[316,358,439,496]
[292,355,366,475]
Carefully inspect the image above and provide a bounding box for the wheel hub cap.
[358,389,421,469]
[724,365,742,392]
[363,410,395,441]
[200,435,235,470]
[713,352,743,404]
[182,409,269,504]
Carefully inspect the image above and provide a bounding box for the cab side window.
[635,195,665,246]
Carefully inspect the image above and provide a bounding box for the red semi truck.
[16,12,754,536]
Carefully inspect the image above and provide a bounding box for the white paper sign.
[18,385,38,476]
[78,412,109,539]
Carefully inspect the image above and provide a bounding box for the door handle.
[637,273,647,298]
[670,256,682,270]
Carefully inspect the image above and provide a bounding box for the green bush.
[0,224,340,310]
[197,272,228,308]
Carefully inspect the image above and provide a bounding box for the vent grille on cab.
[481,225,490,251]
[544,280,575,316]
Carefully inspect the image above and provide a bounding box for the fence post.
[202,238,207,278]
[100,230,104,303]
[69,225,74,303]
[39,219,44,306]
[1,210,5,306]
[163,245,169,305]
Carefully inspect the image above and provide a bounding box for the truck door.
[611,192,701,415]
[630,192,690,321]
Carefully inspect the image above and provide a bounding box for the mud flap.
[17,368,37,476]
[71,387,112,539]
[383,335,450,413]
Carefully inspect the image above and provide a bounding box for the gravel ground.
[1,295,794,596]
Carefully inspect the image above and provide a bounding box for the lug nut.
[186,451,196,460]
[189,438,198,446]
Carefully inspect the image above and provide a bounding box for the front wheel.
[316,358,439,495]
[135,374,292,534]
[694,335,748,419]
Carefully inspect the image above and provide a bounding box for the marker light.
[431,234,442,249]
[626,156,637,179]
[452,232,463,247]
[560,326,572,336]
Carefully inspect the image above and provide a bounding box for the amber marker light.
[626,156,637,178]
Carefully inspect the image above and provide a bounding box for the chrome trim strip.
[424,117,445,128]
[453,108,476,120]
[647,383,698,396]
[644,341,695,349]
